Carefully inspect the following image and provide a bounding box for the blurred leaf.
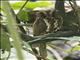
[23,41,32,50]
[47,50,57,60]
[27,37,79,46]
[2,1,26,60]
[72,46,80,51]
[22,41,34,54]
[10,1,53,10]
[0,58,5,60]
[0,29,11,51]
[17,10,29,22]
[29,0,37,1]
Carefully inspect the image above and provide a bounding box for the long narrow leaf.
[1,1,25,60]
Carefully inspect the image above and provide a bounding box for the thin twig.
[18,0,29,14]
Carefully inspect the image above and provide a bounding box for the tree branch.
[18,0,29,14]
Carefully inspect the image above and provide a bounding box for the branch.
[18,0,29,14]
[16,0,29,34]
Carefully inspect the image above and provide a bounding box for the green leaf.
[0,29,11,51]
[10,1,54,10]
[0,58,5,60]
[17,10,29,22]
[72,46,80,51]
[2,1,25,60]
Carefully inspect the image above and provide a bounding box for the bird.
[33,11,47,60]
[33,11,47,36]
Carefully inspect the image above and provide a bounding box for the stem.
[16,0,29,34]
[18,0,29,14]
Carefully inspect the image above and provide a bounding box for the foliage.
[10,1,54,22]
[1,0,80,60]
[11,1,53,10]
[0,28,11,51]
[1,1,25,60]
[17,10,29,22]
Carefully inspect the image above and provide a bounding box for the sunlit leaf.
[17,10,29,22]
[10,1,54,10]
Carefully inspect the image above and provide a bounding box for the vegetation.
[11,1,53,10]
[0,0,80,60]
